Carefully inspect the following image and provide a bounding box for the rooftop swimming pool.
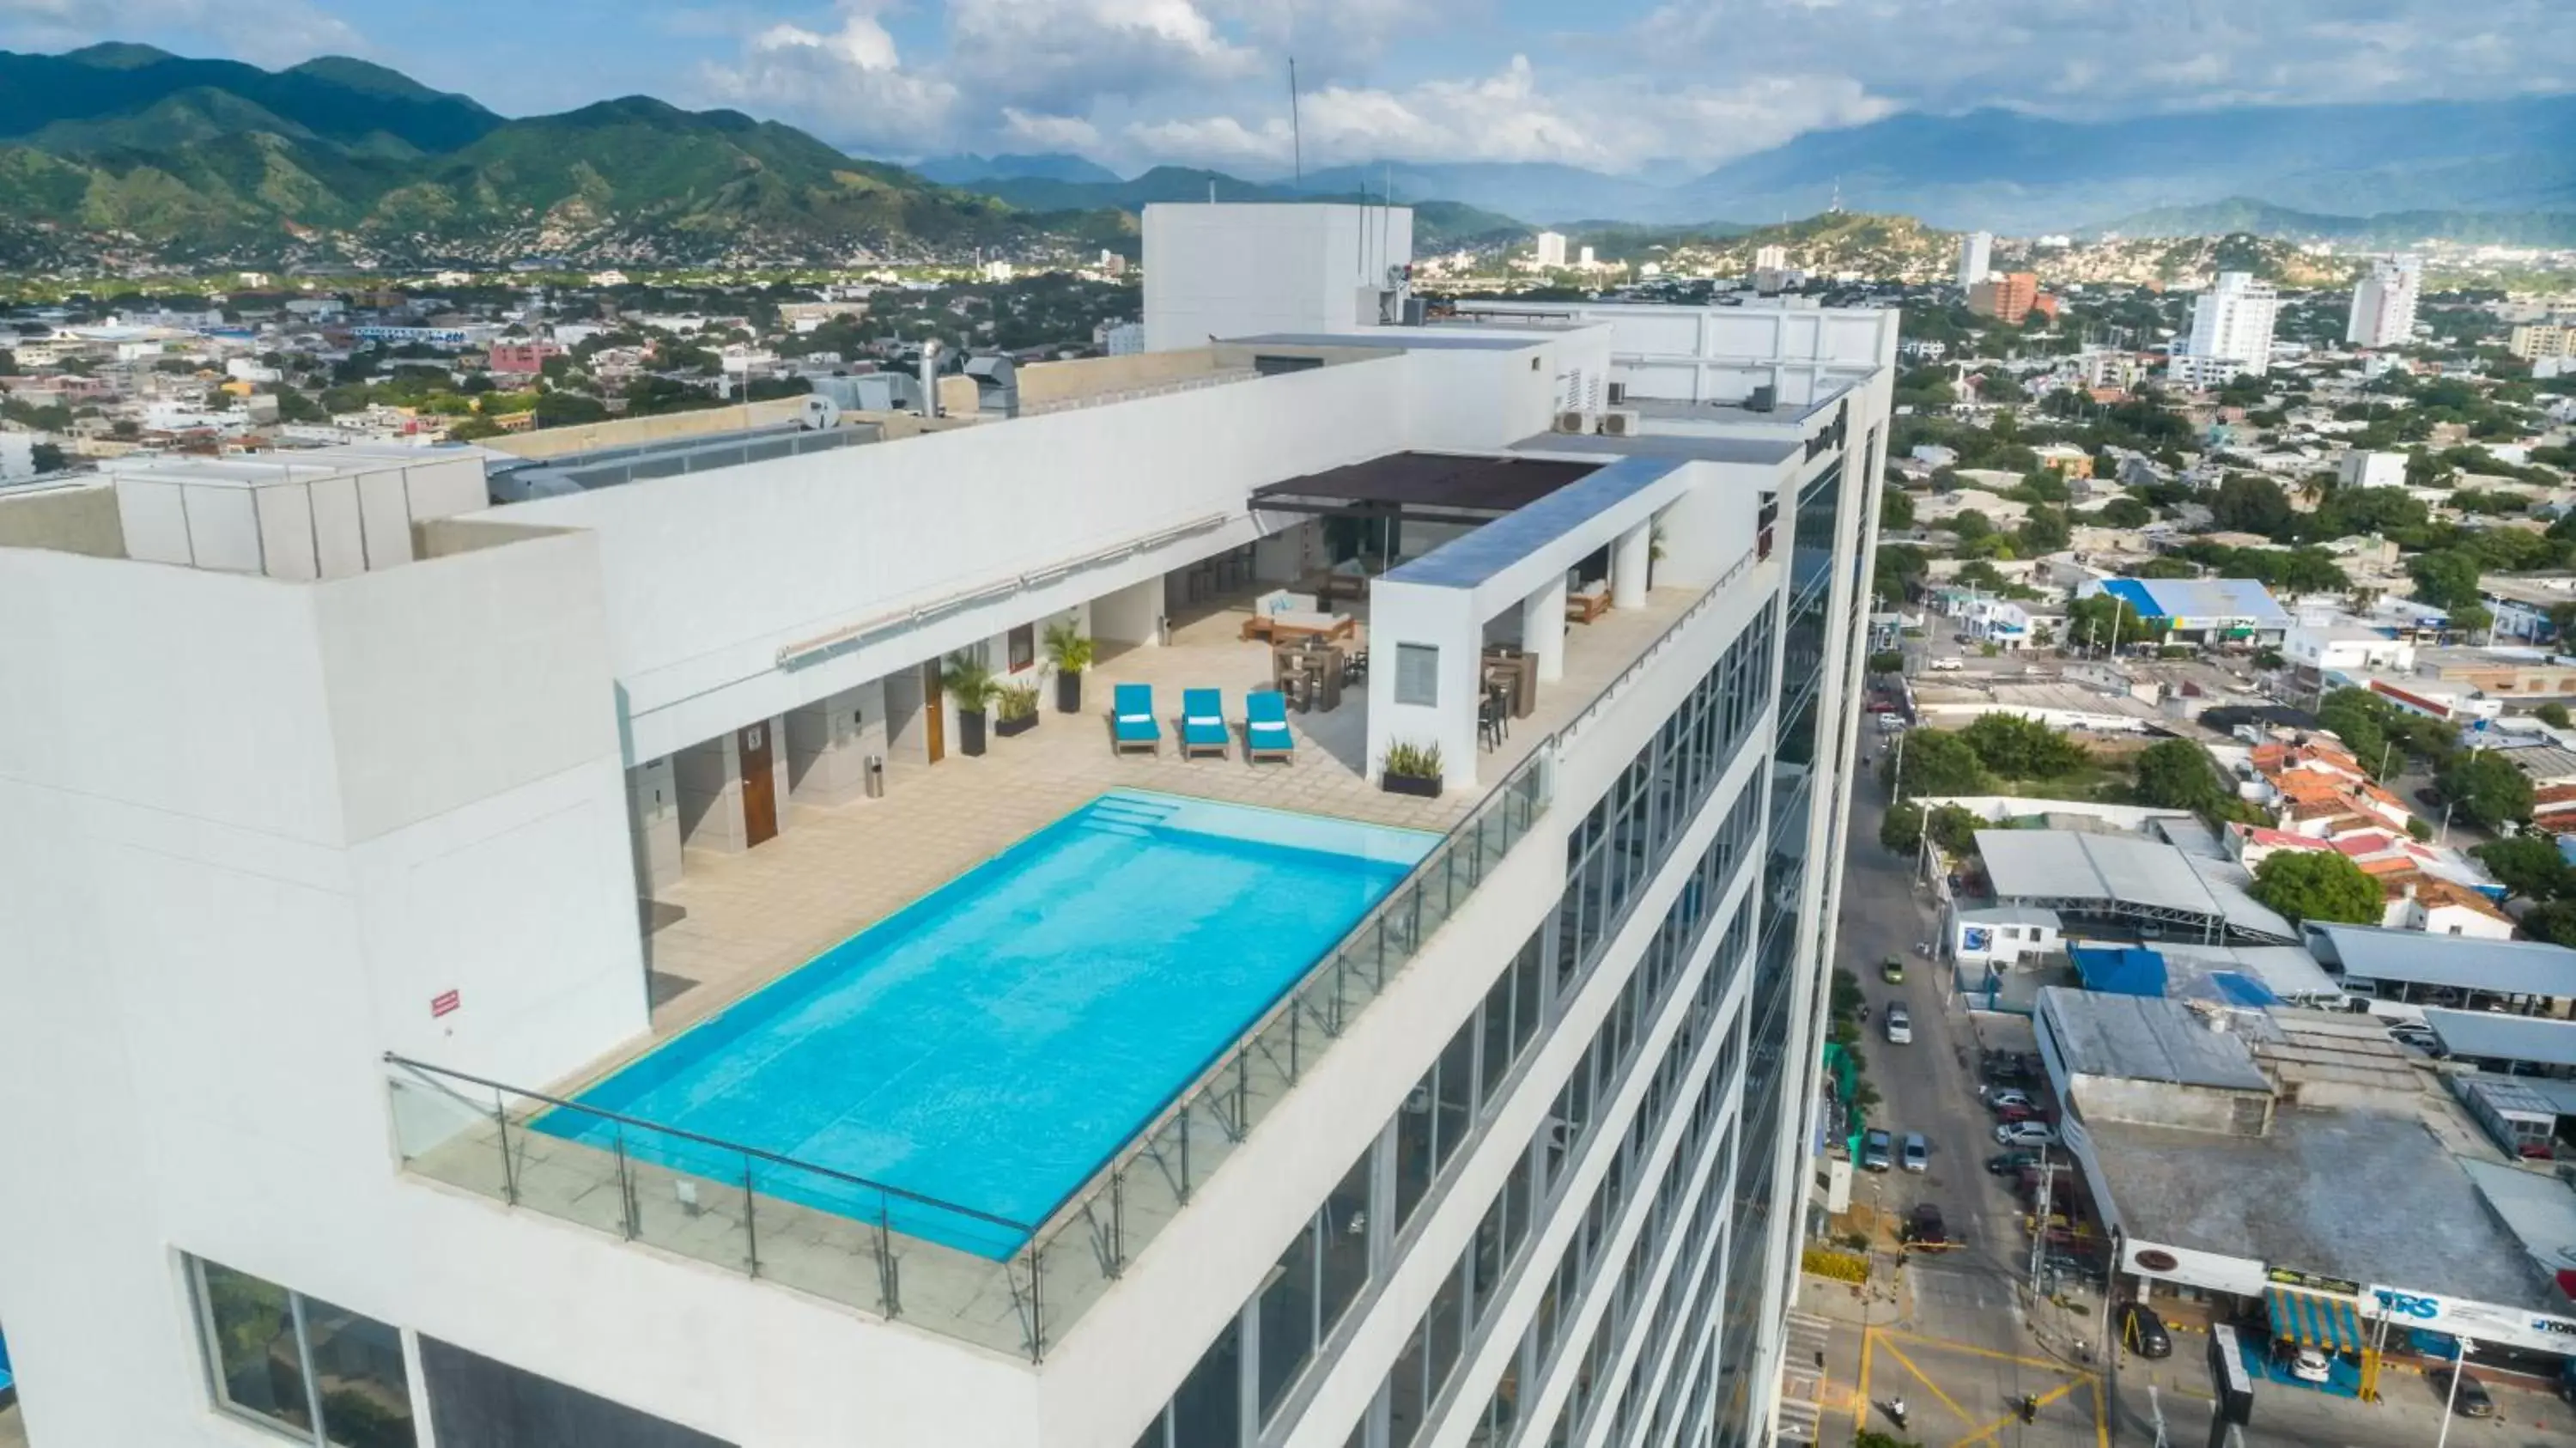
[541,790,1434,1256]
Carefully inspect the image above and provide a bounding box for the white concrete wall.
[481,355,1420,764]
[1143,204,1413,352]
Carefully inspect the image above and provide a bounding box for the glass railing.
[1562,550,1756,745]
[385,743,1555,1362]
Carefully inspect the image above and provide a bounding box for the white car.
[1885,1005,1914,1044]
[1929,657,1965,672]
[1994,1121,2058,1147]
[2289,1348,2331,1384]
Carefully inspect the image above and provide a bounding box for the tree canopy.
[2250,850,2385,926]
[1882,728,1993,798]
[1959,714,2089,779]
[2435,750,2534,829]
[2210,473,2293,536]
[2131,739,2229,814]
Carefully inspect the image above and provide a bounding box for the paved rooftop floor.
[625,581,1698,1059]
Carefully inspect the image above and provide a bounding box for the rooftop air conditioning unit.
[1600,409,1640,438]
[1555,410,1595,435]
[1747,383,1779,412]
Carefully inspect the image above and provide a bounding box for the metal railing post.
[614,1128,638,1239]
[492,1092,519,1206]
[876,1197,902,1317]
[742,1160,761,1278]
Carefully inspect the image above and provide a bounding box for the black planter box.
[1056,671,1084,715]
[1381,773,1443,799]
[958,711,989,757]
[996,713,1038,738]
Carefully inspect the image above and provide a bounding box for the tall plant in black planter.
[1043,620,1095,715]
[943,653,998,757]
[1380,740,1445,799]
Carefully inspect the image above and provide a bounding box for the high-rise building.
[2345,255,2422,349]
[1955,231,1994,289]
[1535,230,1569,268]
[2172,271,2280,386]
[1753,245,1789,271]
[2509,323,2573,361]
[0,204,1894,1448]
[1966,271,2039,324]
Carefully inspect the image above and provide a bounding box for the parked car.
[1905,1203,1950,1250]
[1862,1129,1893,1171]
[2432,1367,2495,1418]
[2119,1303,2172,1359]
[1930,657,1965,672]
[1881,954,1905,983]
[2289,1348,2331,1384]
[1901,1132,1929,1173]
[1994,1101,2038,1124]
[1987,1149,2039,1176]
[1984,1087,2034,1113]
[1886,1005,1914,1044]
[1995,1121,2058,1147]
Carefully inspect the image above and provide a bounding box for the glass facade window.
[191,1257,416,1448]
[1171,1315,1242,1447]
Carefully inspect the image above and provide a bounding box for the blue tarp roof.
[2071,945,2166,997]
[2203,970,2280,1007]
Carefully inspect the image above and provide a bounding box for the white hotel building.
[0,205,1893,1448]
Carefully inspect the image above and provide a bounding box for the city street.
[1808,749,2576,1448]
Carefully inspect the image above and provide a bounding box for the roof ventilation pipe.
[920,339,941,418]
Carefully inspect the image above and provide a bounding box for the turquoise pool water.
[544,790,1433,1257]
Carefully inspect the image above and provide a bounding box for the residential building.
[2032,443,2092,479]
[1965,272,2038,325]
[2281,622,2415,703]
[2508,324,2573,362]
[1579,246,1600,270]
[1955,231,1993,289]
[486,341,562,376]
[2072,349,2142,392]
[1103,321,1147,356]
[2476,573,2576,643]
[1753,246,1789,272]
[1535,231,1569,269]
[2336,449,2407,490]
[2172,272,2279,386]
[2343,256,2422,350]
[0,204,1894,1448]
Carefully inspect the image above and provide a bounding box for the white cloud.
[1627,0,2576,114]
[0,0,366,68]
[945,0,1260,111]
[698,1,961,153]
[999,106,1102,150]
[1124,56,1894,173]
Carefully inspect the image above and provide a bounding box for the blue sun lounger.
[1245,690,1295,763]
[1181,688,1230,758]
[1111,683,1161,754]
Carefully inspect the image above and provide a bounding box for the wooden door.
[738,721,778,848]
[922,660,946,764]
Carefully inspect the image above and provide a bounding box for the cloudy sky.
[5,0,2571,174]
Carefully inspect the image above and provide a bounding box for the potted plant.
[1381,740,1445,799]
[993,682,1042,738]
[942,653,998,757]
[1042,620,1095,714]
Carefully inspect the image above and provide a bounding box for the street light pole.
[2433,1338,2476,1448]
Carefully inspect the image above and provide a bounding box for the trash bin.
[864,756,885,798]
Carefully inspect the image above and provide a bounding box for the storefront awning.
[2267,1287,2365,1354]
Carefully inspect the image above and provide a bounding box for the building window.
[190,1257,416,1448]
[1394,644,1439,707]
[1008,623,1036,672]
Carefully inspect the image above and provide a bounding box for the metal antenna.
[1289,58,1303,187]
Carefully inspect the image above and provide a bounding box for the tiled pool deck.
[639,585,1698,1042]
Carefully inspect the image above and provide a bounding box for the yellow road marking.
[1874,1327,2075,1372]
[1856,1323,1876,1438]
[2092,1374,2109,1448]
[1878,1337,1977,1427]
[1942,1377,2086,1448]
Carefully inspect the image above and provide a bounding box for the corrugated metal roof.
[1978,829,2298,942]
[2424,1008,2576,1068]
[2102,577,2291,626]
[2306,923,2576,998]
[2039,987,2274,1091]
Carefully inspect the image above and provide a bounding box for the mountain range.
[1,42,2571,271]
[0,44,1095,269]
